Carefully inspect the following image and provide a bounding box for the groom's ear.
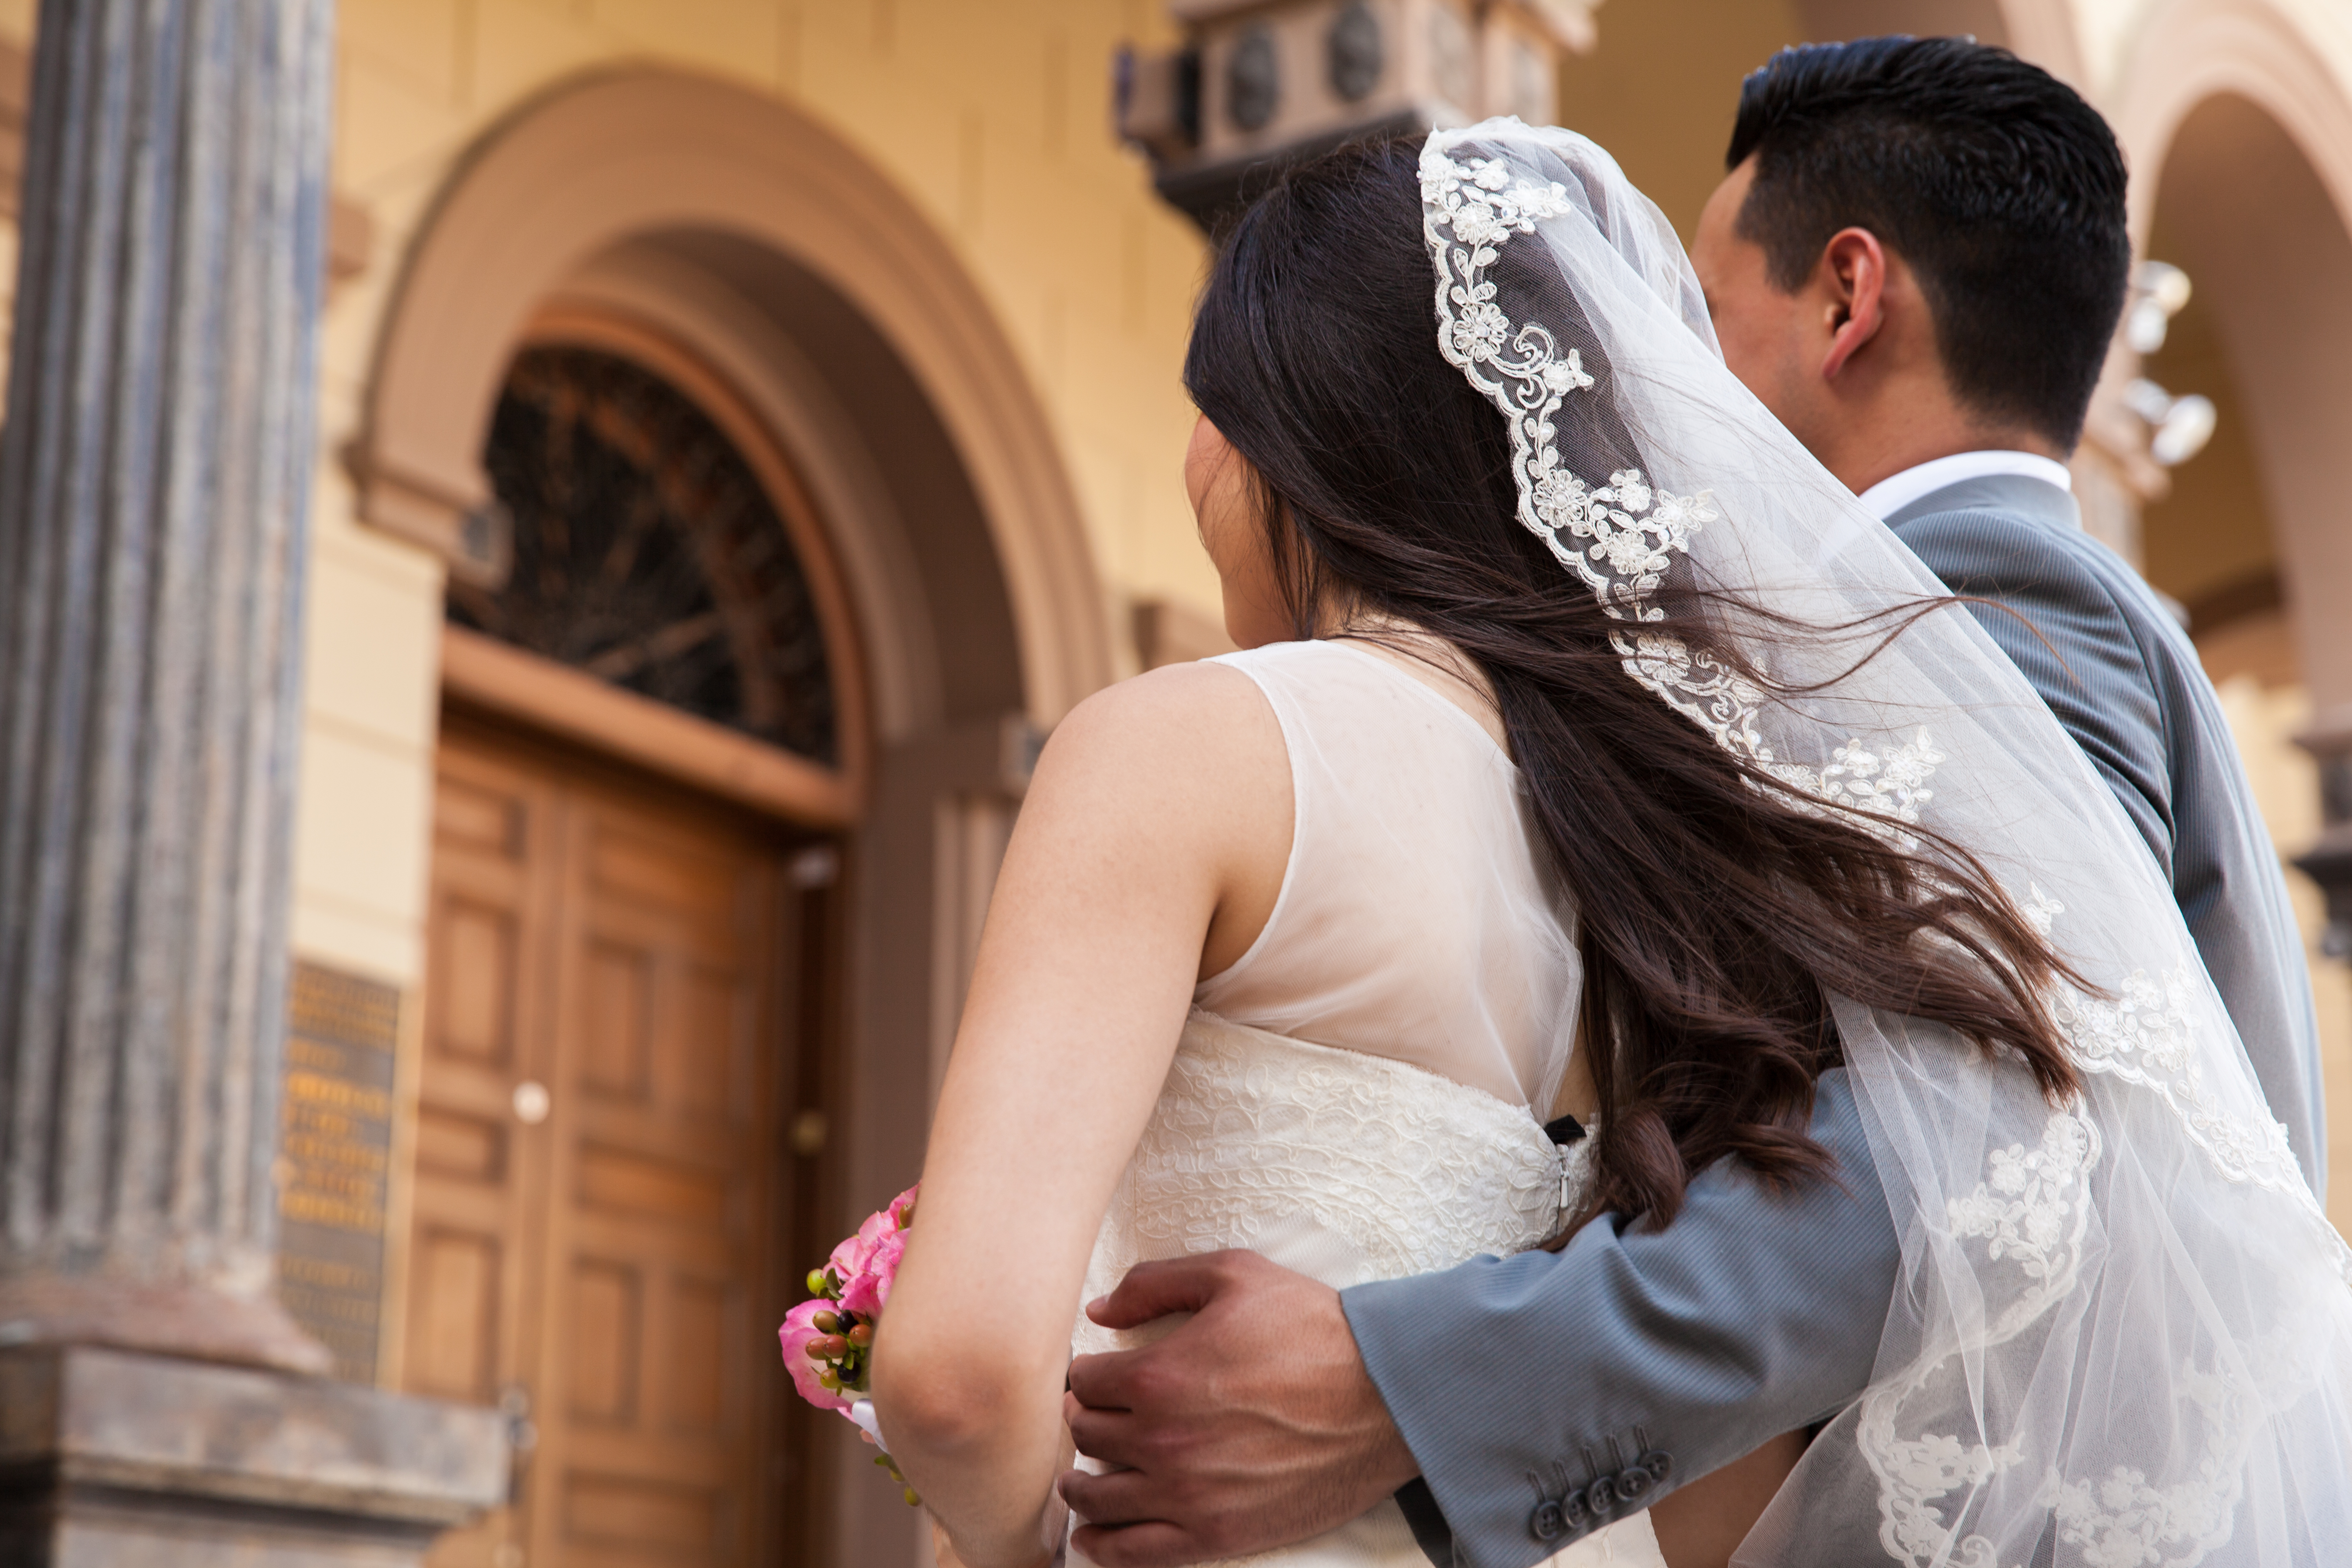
[1817,227,1889,382]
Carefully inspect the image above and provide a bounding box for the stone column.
[0,0,334,1371]
[0,3,511,1559]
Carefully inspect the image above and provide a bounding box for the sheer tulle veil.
[1417,120,2352,1565]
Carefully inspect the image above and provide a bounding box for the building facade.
[2,1,2350,1565]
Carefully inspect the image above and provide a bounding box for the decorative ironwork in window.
[454,346,838,765]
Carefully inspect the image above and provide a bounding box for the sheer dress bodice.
[1191,640,1579,1109]
[1069,640,1652,1566]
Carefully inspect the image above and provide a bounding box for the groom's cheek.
[1711,309,1779,405]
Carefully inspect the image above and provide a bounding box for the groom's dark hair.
[1728,36,2129,449]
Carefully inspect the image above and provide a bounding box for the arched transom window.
[451,345,839,766]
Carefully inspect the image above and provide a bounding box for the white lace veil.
[1417,120,2352,1566]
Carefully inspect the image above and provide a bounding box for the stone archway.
[351,68,1113,733]
[2111,0,2352,1225]
[2113,1,2352,722]
[351,69,1116,1567]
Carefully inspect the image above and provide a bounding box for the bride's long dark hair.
[1184,137,2079,1229]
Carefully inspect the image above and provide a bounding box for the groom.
[1058,36,2327,1568]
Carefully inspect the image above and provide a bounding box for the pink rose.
[838,1212,912,1318]
[777,1297,854,1412]
[828,1200,902,1284]
[826,1227,877,1287]
[868,1227,908,1310]
[829,1185,919,1313]
[837,1272,881,1319]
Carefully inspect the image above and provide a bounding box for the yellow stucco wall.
[295,0,1219,988]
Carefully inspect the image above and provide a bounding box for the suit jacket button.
[1639,1449,1673,1485]
[1614,1464,1653,1502]
[1562,1488,1591,1528]
[1529,1499,1568,1542]
[1586,1473,1617,1514]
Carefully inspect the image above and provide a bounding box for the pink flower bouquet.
[779,1183,919,1503]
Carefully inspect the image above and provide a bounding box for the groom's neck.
[1771,294,2064,493]
[1818,402,2067,498]
[1774,266,2064,495]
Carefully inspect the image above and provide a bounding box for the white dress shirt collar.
[1856,450,2074,522]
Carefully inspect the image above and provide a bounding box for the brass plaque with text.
[275,962,400,1382]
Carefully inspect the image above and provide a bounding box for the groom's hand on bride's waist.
[1057,1250,1418,1566]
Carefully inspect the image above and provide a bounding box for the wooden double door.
[405,723,823,1566]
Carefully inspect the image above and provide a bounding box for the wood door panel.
[415,726,796,1568]
[572,1143,738,1230]
[564,1228,740,1293]
[414,1106,510,1184]
[561,1472,732,1556]
[671,967,755,1125]
[580,943,657,1104]
[565,1114,756,1177]
[585,823,745,913]
[659,1275,746,1437]
[580,887,739,940]
[430,899,523,1068]
[566,1258,645,1426]
[431,854,533,910]
[561,1425,737,1480]
[436,774,529,856]
[406,1225,505,1403]
[410,745,556,1560]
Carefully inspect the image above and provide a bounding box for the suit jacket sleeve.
[1893,508,2176,877]
[1342,1069,1898,1568]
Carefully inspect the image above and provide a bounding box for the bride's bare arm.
[872,660,1291,1568]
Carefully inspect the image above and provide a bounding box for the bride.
[874,122,2352,1568]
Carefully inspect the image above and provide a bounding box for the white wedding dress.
[1068,637,1668,1568]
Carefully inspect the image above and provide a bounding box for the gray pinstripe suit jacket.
[1344,472,2326,1567]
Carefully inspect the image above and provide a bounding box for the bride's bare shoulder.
[1023,658,1289,865]
[1041,658,1281,777]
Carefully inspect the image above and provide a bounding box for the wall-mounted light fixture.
[2120,261,2215,468]
[2125,377,2217,467]
[2125,260,2193,355]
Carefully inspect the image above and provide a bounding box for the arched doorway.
[406,331,859,1568]
[351,70,1114,1567]
[2115,0,2352,1227]
[2134,101,2308,687]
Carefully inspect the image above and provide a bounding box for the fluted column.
[0,0,334,1372]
